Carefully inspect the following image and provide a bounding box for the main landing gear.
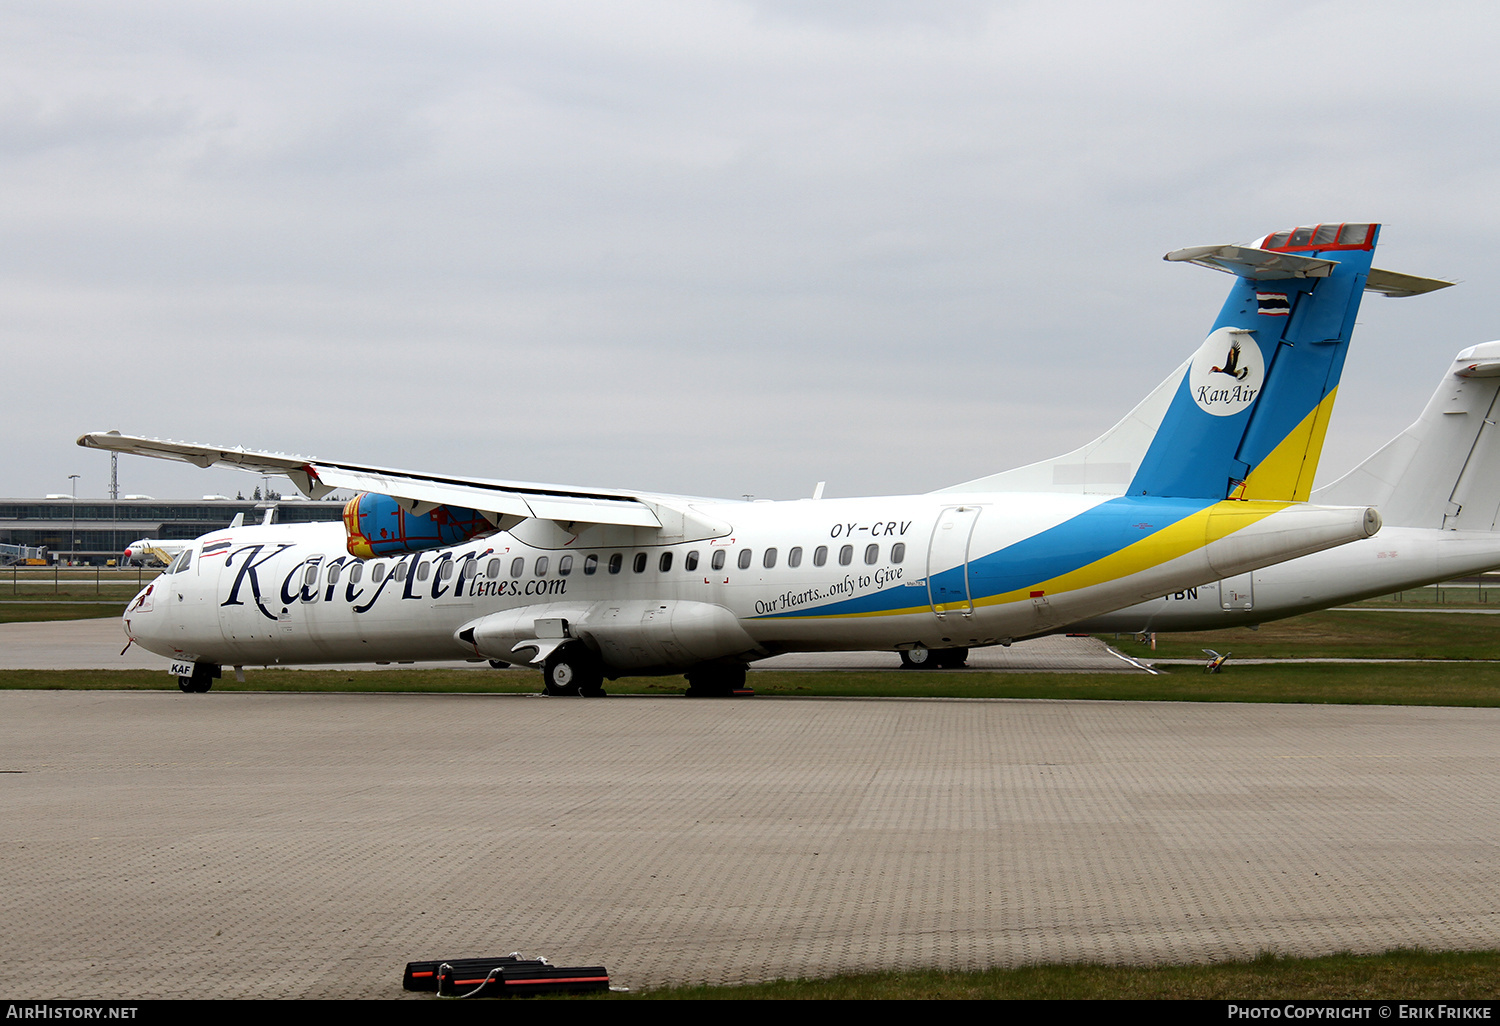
[542,645,607,697]
[684,664,754,698]
[899,646,968,669]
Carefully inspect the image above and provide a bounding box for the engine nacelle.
[342,492,494,559]
[457,599,764,674]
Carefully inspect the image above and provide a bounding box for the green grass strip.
[609,948,1500,1000]
[1111,608,1500,660]
[0,602,126,623]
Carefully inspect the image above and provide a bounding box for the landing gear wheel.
[934,647,969,669]
[684,664,752,697]
[543,646,605,697]
[178,664,217,693]
[899,647,935,669]
[487,659,510,670]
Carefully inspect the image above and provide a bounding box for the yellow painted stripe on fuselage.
[1239,387,1339,503]
[814,498,1292,620]
[966,498,1290,610]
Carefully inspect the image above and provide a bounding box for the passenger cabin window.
[864,544,878,565]
[737,549,752,570]
[813,545,828,567]
[486,558,500,579]
[633,552,647,573]
[510,557,524,578]
[416,561,431,582]
[788,547,802,568]
[373,564,386,584]
[350,564,364,584]
[608,553,623,574]
[394,562,408,582]
[584,554,599,575]
[685,551,699,571]
[440,560,454,579]
[659,552,672,572]
[328,563,342,584]
[838,544,853,566]
[711,550,726,571]
[891,543,905,563]
[558,555,573,576]
[535,556,549,576]
[762,548,777,569]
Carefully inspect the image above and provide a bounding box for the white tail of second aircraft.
[1314,341,1500,532]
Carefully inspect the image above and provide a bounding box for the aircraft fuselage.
[124,489,1375,673]
[1071,526,1500,634]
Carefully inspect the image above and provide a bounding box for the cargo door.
[1219,572,1254,611]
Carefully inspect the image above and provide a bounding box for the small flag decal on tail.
[1256,292,1291,316]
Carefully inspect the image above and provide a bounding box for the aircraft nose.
[122,583,158,642]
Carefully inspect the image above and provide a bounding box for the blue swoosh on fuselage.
[753,495,1218,618]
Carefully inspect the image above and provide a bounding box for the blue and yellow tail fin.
[1129,223,1449,501]
[941,223,1452,501]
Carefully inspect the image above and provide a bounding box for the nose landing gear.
[176,663,221,693]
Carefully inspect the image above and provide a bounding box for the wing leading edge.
[76,431,663,530]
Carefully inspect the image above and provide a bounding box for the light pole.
[68,475,80,566]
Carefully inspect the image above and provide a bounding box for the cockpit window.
[171,549,193,574]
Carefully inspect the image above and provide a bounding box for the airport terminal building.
[0,497,346,564]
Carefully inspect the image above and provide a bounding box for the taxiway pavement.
[1,690,1495,998]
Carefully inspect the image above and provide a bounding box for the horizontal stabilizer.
[1164,244,1336,280]
[77,432,663,530]
[1167,244,1454,298]
[1363,267,1455,298]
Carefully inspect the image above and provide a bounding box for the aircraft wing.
[77,431,664,529]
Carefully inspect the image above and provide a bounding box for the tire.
[684,664,751,697]
[488,659,510,670]
[181,664,216,693]
[543,646,605,697]
[934,647,969,669]
[899,647,935,669]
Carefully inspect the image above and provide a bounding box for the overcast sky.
[6,1,1499,503]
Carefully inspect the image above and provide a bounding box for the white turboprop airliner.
[81,223,1447,694]
[1063,340,1500,635]
[122,539,189,567]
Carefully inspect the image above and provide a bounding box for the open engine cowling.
[341,492,494,558]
